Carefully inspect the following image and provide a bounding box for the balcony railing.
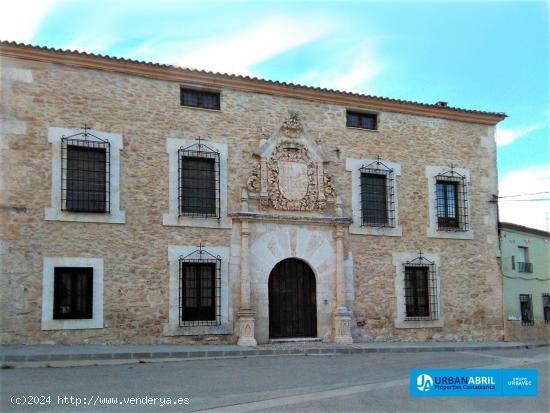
[518,262,533,273]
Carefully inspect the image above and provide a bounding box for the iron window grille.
[178,138,221,218]
[518,262,533,273]
[519,294,534,326]
[179,244,221,327]
[403,251,438,321]
[61,126,110,213]
[358,157,395,227]
[180,88,220,110]
[346,110,377,130]
[435,166,468,232]
[543,294,550,324]
[53,267,93,319]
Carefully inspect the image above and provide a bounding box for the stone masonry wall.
[0,55,503,344]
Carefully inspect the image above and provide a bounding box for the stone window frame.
[45,127,125,224]
[426,165,473,239]
[392,251,444,329]
[41,257,104,330]
[346,157,402,236]
[165,245,231,336]
[163,138,231,229]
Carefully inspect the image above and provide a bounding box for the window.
[519,294,534,326]
[517,246,533,273]
[403,252,439,321]
[433,166,469,232]
[181,88,220,110]
[178,140,220,217]
[436,181,458,228]
[53,267,93,319]
[358,157,395,227]
[346,110,377,130]
[179,245,221,327]
[46,127,124,224]
[64,145,109,212]
[511,256,516,270]
[405,266,430,318]
[543,294,550,324]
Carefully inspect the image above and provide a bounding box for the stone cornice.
[0,41,506,125]
[229,212,352,226]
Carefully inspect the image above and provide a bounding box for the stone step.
[268,337,323,344]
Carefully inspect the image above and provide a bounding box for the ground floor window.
[179,245,221,326]
[53,267,93,319]
[403,252,439,321]
[520,294,534,326]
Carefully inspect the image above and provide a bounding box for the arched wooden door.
[268,258,317,338]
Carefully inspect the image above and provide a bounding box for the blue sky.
[2,0,548,229]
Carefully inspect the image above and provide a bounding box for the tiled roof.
[0,41,507,123]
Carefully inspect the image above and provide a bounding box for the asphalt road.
[1,347,548,412]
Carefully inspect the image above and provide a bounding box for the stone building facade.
[0,42,506,345]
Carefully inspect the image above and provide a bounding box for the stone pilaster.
[237,220,257,346]
[333,225,353,344]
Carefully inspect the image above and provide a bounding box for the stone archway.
[268,258,317,338]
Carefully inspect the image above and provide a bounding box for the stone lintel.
[228,212,352,226]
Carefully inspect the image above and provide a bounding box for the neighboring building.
[499,222,550,341]
[0,42,506,345]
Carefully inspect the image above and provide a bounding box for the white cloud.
[128,15,332,75]
[495,124,539,146]
[0,0,59,42]
[498,165,550,231]
[299,40,381,93]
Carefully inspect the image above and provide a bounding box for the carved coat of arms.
[246,110,336,212]
[278,161,308,200]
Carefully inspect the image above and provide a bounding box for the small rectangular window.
[543,294,550,324]
[511,256,515,270]
[181,88,220,110]
[519,294,534,326]
[346,111,377,130]
[181,262,216,323]
[436,180,459,229]
[404,266,430,318]
[361,173,388,226]
[53,267,93,319]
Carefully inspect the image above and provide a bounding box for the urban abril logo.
[416,374,433,392]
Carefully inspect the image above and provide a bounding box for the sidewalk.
[1,341,548,365]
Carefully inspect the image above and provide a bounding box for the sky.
[1,0,548,230]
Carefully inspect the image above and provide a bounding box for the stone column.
[237,220,257,346]
[333,225,353,344]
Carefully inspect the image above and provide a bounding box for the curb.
[2,342,548,365]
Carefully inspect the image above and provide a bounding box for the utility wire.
[498,191,550,198]
[498,198,550,202]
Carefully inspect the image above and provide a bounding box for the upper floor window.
[517,246,533,273]
[61,129,110,213]
[346,110,377,130]
[519,294,534,326]
[434,166,469,232]
[178,139,220,218]
[359,157,395,227]
[181,88,220,110]
[53,267,93,320]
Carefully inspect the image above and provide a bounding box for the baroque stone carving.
[247,110,336,212]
